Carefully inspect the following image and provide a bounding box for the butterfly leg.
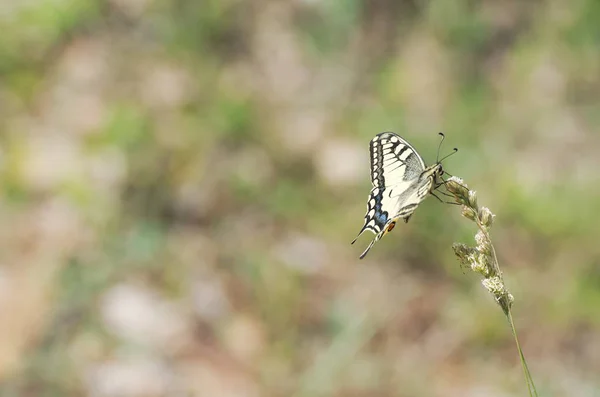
[437,190,456,198]
[431,192,461,205]
[438,176,454,187]
[436,179,453,189]
[435,179,462,200]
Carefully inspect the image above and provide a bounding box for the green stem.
[507,309,538,397]
[475,217,538,396]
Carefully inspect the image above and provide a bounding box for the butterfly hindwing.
[352,192,400,259]
[352,186,390,237]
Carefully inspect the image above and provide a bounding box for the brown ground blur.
[1,1,600,396]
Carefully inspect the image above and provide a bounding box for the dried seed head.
[445,178,470,204]
[447,176,467,188]
[507,292,514,304]
[479,207,495,228]
[478,244,492,260]
[476,252,493,277]
[475,230,492,257]
[461,206,477,222]
[452,243,475,265]
[482,276,508,298]
[470,255,488,275]
[468,190,478,209]
[482,276,500,295]
[475,230,487,247]
[450,177,514,314]
[482,277,514,312]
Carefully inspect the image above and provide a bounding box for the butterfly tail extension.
[351,225,369,245]
[359,237,378,259]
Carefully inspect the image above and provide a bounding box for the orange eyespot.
[387,222,396,232]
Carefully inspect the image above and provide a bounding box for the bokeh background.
[1,0,599,396]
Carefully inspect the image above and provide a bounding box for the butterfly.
[352,132,457,259]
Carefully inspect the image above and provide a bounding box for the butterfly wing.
[370,132,426,188]
[388,165,437,219]
[352,132,432,259]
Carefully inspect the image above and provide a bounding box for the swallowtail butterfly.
[352,132,456,259]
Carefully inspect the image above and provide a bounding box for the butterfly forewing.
[370,133,425,188]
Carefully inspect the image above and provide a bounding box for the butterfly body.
[352,132,446,259]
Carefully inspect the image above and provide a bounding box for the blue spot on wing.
[356,187,393,237]
[372,190,388,226]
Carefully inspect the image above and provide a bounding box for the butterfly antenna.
[439,147,458,163]
[436,132,445,163]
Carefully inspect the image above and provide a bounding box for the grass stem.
[445,177,538,396]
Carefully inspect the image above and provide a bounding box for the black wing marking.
[351,186,390,240]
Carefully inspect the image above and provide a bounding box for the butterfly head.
[422,162,445,184]
[432,153,457,185]
[433,163,444,178]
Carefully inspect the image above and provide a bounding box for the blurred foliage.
[0,0,599,396]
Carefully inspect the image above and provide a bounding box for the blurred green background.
[1,0,599,396]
